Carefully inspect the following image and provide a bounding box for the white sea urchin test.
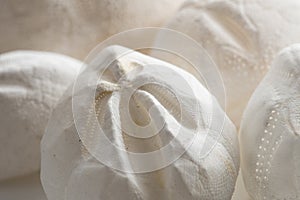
[240,44,300,200]
[0,51,81,180]
[153,0,300,127]
[41,45,239,200]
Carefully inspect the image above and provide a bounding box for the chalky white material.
[0,51,81,180]
[240,44,300,200]
[153,0,300,127]
[0,0,185,59]
[41,46,239,200]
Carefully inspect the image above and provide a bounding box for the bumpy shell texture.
[41,46,239,200]
[240,44,300,200]
[153,0,300,127]
[0,51,81,181]
[0,0,184,59]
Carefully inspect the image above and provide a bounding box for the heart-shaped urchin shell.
[152,0,300,127]
[0,51,81,181]
[240,44,300,200]
[41,45,239,200]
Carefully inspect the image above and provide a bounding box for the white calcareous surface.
[240,44,300,200]
[153,0,300,127]
[41,46,239,200]
[0,0,185,59]
[0,51,81,181]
